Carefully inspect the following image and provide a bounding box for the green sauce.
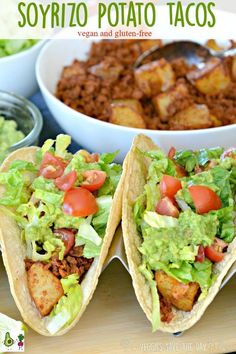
[0,117,25,163]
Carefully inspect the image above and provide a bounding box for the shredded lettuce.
[46,274,82,334]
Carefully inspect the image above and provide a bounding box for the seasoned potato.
[232,57,236,81]
[88,61,123,81]
[110,104,146,129]
[111,99,143,115]
[152,83,189,119]
[139,40,162,53]
[28,263,64,316]
[187,58,231,95]
[155,271,199,312]
[169,104,213,130]
[206,39,225,52]
[135,59,176,97]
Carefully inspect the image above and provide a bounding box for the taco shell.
[0,147,126,336]
[122,134,236,333]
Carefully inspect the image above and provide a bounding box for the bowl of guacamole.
[0,91,43,165]
[0,40,39,58]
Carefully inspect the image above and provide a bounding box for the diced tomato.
[204,245,224,262]
[54,229,75,256]
[54,171,77,191]
[81,170,106,192]
[175,164,187,177]
[195,245,205,263]
[214,237,228,250]
[155,197,180,218]
[63,187,98,217]
[91,153,99,162]
[204,237,228,263]
[188,185,222,214]
[160,175,182,198]
[79,150,99,163]
[168,147,176,160]
[39,152,67,179]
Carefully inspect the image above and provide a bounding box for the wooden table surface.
[0,256,236,354]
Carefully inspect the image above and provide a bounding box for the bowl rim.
[0,39,46,64]
[0,90,43,150]
[36,38,236,137]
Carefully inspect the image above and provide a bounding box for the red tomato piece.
[63,187,98,217]
[155,197,180,218]
[214,237,228,250]
[160,175,182,198]
[204,245,224,263]
[175,164,187,177]
[39,152,67,179]
[81,170,106,192]
[54,171,77,191]
[168,147,176,160]
[54,229,75,256]
[188,185,222,214]
[195,245,205,263]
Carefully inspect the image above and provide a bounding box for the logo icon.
[0,330,25,352]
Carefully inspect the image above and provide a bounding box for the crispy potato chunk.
[155,271,200,312]
[206,39,225,52]
[139,40,162,53]
[110,104,146,129]
[152,83,189,119]
[232,57,236,81]
[111,99,143,115]
[169,104,213,130]
[28,263,64,316]
[135,59,176,97]
[88,61,123,81]
[187,58,231,95]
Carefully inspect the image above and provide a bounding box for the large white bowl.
[0,40,46,98]
[36,39,236,161]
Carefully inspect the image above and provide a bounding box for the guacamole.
[0,40,38,58]
[0,116,25,163]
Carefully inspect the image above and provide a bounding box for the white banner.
[0,0,236,39]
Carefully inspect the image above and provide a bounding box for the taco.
[0,135,125,336]
[122,134,236,332]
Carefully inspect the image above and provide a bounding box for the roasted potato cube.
[110,104,146,129]
[139,40,162,53]
[111,99,143,115]
[152,83,189,119]
[232,56,236,80]
[28,263,64,316]
[169,104,213,130]
[88,61,123,81]
[135,59,176,97]
[187,58,231,95]
[155,271,199,312]
[206,39,225,52]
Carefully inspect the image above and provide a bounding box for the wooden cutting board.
[0,256,236,354]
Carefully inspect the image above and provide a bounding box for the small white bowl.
[0,40,46,98]
[36,39,236,162]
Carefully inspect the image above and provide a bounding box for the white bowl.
[36,39,236,162]
[0,40,46,98]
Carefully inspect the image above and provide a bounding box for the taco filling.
[0,135,122,334]
[134,145,236,329]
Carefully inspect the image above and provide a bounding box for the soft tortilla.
[0,147,126,336]
[122,134,236,333]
